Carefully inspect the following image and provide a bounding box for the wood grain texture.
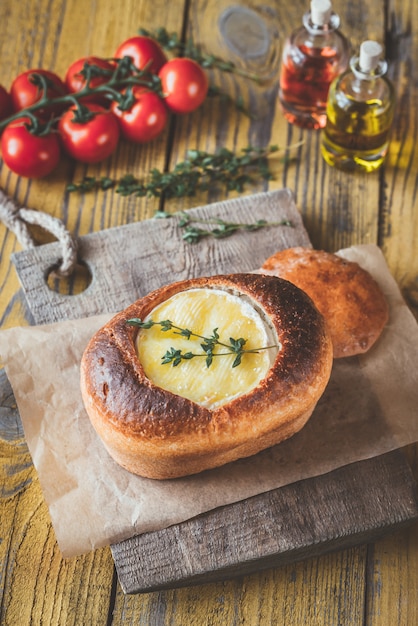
[1,0,417,623]
[111,547,369,626]
[112,451,418,594]
[378,0,418,320]
[364,1,418,622]
[0,372,116,626]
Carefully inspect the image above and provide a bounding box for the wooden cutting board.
[7,189,418,594]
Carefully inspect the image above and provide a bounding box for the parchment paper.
[1,244,418,557]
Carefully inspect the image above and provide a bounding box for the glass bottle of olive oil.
[321,40,395,172]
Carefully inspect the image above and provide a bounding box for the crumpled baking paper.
[1,244,417,557]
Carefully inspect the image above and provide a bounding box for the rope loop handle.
[0,187,78,277]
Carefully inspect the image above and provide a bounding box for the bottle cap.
[310,0,332,26]
[359,40,383,72]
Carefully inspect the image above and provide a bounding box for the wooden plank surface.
[1,0,417,624]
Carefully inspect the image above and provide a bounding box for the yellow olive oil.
[321,40,395,172]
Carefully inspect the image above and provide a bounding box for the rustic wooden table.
[1,0,417,624]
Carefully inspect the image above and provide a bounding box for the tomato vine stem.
[0,57,162,133]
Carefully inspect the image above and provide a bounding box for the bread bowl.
[80,273,333,479]
[260,247,389,358]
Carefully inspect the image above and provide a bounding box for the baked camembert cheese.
[136,288,279,409]
[80,273,333,479]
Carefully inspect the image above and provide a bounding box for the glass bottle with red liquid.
[279,0,350,129]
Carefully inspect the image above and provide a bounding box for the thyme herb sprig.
[66,144,298,197]
[126,318,278,368]
[155,210,294,244]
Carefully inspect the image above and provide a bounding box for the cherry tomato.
[114,36,167,74]
[65,56,115,104]
[158,58,208,114]
[58,104,119,163]
[10,69,67,113]
[1,116,60,178]
[111,87,168,143]
[0,85,13,122]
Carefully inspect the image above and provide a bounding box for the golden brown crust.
[261,247,389,358]
[80,273,333,479]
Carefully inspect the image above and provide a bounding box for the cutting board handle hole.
[45,260,92,296]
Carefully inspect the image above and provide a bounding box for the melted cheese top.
[136,288,278,408]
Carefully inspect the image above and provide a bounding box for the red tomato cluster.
[0,36,209,178]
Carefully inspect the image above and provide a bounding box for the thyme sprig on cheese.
[127,318,278,368]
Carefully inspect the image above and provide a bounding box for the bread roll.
[80,273,333,479]
[261,247,389,358]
